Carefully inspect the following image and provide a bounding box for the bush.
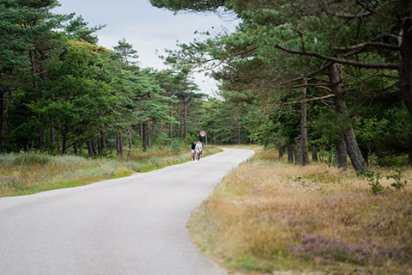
[154,132,170,146]
[171,139,183,152]
[363,171,385,195]
[376,154,409,167]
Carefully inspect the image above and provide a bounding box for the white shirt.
[195,142,203,152]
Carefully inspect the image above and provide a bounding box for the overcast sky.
[55,0,238,95]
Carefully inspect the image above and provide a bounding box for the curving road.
[0,148,254,275]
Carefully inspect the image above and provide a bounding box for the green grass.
[0,146,222,197]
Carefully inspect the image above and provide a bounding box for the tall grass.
[189,149,412,274]
[0,146,222,197]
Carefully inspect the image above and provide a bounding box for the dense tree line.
[151,0,412,172]
[0,0,214,156]
[2,0,411,171]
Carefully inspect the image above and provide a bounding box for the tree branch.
[323,9,371,19]
[283,94,335,105]
[291,83,332,92]
[334,42,400,52]
[274,44,400,70]
[322,0,390,19]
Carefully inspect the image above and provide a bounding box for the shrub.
[376,154,409,167]
[363,171,385,195]
[171,138,182,152]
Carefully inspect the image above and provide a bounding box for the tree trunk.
[116,131,123,156]
[97,137,103,156]
[143,122,149,152]
[336,134,347,170]
[39,128,46,150]
[73,143,78,155]
[399,0,412,116]
[236,121,241,145]
[127,126,133,149]
[408,131,412,166]
[279,146,285,158]
[169,120,173,144]
[147,121,153,148]
[183,98,188,139]
[328,63,368,175]
[61,132,67,155]
[178,103,183,139]
[399,1,412,164]
[29,50,38,89]
[343,128,368,174]
[300,80,309,166]
[98,130,105,155]
[50,127,56,147]
[360,146,370,166]
[0,89,5,151]
[287,144,294,163]
[312,146,319,162]
[294,144,300,165]
[88,138,96,157]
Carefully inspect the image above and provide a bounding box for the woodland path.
[0,148,254,275]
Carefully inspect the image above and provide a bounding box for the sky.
[55,0,239,95]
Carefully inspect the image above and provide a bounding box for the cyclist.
[191,141,197,161]
[195,140,203,161]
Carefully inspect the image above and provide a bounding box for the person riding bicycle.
[191,141,197,161]
[195,140,203,160]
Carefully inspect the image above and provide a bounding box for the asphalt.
[0,148,254,275]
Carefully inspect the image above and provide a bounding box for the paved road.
[0,148,254,275]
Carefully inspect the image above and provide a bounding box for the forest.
[1,0,411,176]
[0,0,222,157]
[149,0,412,174]
[1,0,411,273]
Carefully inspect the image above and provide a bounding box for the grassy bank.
[189,149,412,274]
[0,146,222,197]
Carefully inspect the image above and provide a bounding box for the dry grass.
[189,149,412,274]
[221,144,263,150]
[0,146,222,197]
[0,153,138,197]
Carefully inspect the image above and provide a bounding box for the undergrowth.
[0,146,222,197]
[188,148,412,274]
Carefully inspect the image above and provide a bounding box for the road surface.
[0,148,254,275]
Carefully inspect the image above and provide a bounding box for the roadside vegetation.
[0,145,222,197]
[189,149,412,274]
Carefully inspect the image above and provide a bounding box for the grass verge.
[188,149,412,274]
[0,146,222,197]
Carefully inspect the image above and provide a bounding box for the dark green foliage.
[150,0,226,11]
[0,0,204,155]
[150,0,412,170]
[64,15,105,44]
